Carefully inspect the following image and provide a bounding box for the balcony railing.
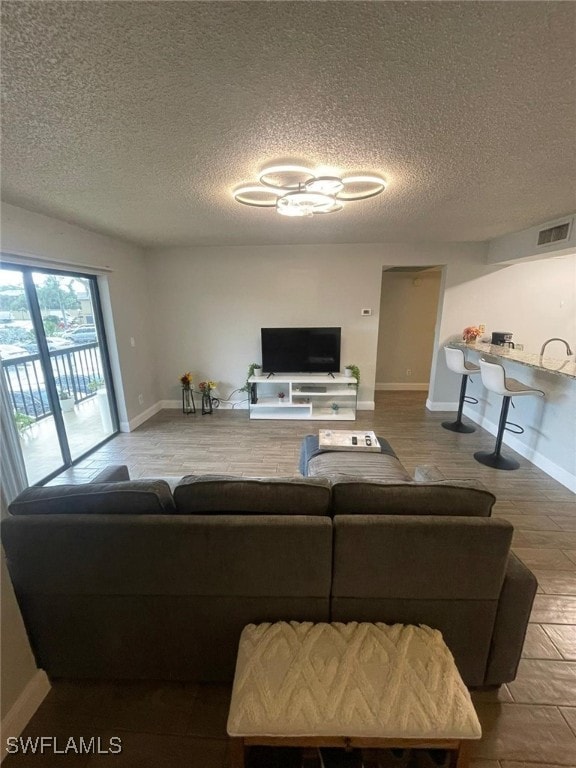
[2,343,104,422]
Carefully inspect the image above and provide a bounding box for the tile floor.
[4,392,575,767]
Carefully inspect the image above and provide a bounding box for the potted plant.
[199,380,217,414]
[278,391,285,403]
[13,411,35,435]
[58,389,75,412]
[241,363,263,403]
[179,372,195,413]
[344,364,360,384]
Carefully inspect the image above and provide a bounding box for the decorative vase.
[344,368,353,377]
[182,386,196,414]
[201,391,213,415]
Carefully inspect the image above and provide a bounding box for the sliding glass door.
[0,262,118,484]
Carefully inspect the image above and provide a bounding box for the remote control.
[351,436,357,445]
[365,436,372,446]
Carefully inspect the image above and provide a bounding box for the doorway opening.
[375,266,443,392]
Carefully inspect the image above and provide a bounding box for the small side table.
[227,621,481,767]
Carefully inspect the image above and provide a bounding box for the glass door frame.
[1,259,120,484]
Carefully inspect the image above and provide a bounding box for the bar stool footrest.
[504,421,524,435]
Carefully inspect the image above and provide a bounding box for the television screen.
[261,327,341,373]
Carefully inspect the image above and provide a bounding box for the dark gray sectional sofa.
[1,462,537,689]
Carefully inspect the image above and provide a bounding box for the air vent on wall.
[537,221,571,246]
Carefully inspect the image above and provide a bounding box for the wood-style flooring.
[6,392,576,768]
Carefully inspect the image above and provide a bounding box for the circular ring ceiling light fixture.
[233,163,387,218]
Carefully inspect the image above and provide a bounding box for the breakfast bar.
[452,341,576,380]
[449,342,576,490]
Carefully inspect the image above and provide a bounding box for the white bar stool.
[474,359,545,471]
[442,346,480,433]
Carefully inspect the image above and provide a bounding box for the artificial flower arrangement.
[198,380,217,393]
[462,326,482,343]
[179,372,193,389]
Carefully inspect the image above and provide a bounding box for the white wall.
[145,242,487,408]
[0,553,40,719]
[428,252,576,490]
[0,203,157,427]
[376,270,442,388]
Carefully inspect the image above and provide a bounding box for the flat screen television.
[261,327,341,374]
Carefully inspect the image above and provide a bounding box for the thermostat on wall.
[361,308,372,316]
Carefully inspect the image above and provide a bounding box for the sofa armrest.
[89,465,131,483]
[483,552,538,686]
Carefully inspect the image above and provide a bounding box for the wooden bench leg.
[228,737,245,768]
[453,739,472,768]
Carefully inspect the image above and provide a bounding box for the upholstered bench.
[227,621,481,767]
[299,434,413,481]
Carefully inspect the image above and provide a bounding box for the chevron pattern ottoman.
[227,622,481,768]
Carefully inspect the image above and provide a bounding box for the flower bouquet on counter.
[198,380,217,394]
[462,326,482,343]
[179,371,193,389]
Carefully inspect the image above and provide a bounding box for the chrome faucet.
[539,338,574,357]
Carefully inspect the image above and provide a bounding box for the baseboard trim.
[426,399,459,412]
[0,671,51,760]
[376,383,429,391]
[119,401,163,432]
[160,399,248,411]
[464,408,576,493]
[357,400,375,411]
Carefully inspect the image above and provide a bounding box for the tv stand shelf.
[248,374,358,421]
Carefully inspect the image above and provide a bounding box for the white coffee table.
[319,429,381,452]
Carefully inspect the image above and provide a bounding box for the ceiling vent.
[536,220,571,246]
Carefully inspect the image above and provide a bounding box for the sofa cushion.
[330,479,496,517]
[173,475,332,516]
[8,480,176,516]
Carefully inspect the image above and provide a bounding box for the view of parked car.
[46,336,73,350]
[62,325,98,344]
[0,344,28,359]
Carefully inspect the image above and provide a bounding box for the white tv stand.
[248,374,358,421]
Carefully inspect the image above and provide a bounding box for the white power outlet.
[138,394,144,405]
[406,368,412,376]
[478,324,486,334]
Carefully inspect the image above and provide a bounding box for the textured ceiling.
[1,1,575,249]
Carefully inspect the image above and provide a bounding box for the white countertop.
[451,341,576,380]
